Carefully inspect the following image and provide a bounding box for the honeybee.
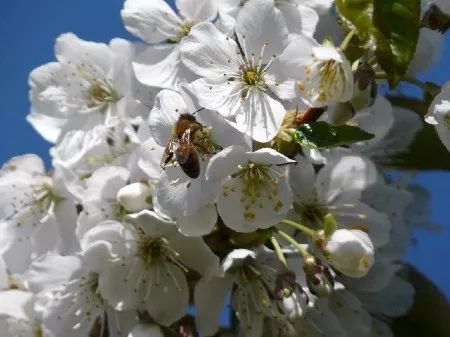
[161,114,211,179]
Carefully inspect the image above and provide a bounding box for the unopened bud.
[324,229,374,278]
[303,257,334,297]
[351,62,377,111]
[275,271,308,319]
[323,213,338,238]
[116,182,152,212]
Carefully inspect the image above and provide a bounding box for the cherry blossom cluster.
[0,1,447,337]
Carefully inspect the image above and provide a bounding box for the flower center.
[192,125,218,154]
[242,69,260,85]
[294,196,327,225]
[233,162,282,202]
[28,178,63,215]
[168,21,195,43]
[33,320,43,337]
[179,21,194,37]
[87,79,119,109]
[136,234,180,267]
[301,57,347,103]
[444,112,450,129]
[77,65,120,111]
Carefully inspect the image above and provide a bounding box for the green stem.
[403,76,427,90]
[375,71,388,80]
[280,219,317,237]
[340,29,357,51]
[270,235,288,268]
[276,229,311,259]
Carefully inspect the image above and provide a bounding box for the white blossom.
[325,229,375,278]
[181,0,296,142]
[425,82,450,151]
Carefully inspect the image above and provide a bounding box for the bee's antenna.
[192,107,205,116]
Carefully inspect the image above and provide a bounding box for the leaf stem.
[275,229,311,259]
[340,29,357,51]
[270,235,288,268]
[403,76,427,89]
[280,219,317,237]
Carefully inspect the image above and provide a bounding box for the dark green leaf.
[391,265,450,337]
[373,0,421,86]
[335,0,374,43]
[292,121,374,149]
[336,0,421,87]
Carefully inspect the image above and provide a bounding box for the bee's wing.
[160,139,178,168]
[175,144,197,165]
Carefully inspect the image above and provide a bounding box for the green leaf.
[335,0,374,43]
[391,265,450,337]
[373,0,421,86]
[291,121,374,149]
[336,0,421,87]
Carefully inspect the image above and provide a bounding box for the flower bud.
[116,182,152,212]
[351,62,377,111]
[274,271,309,319]
[325,229,374,278]
[303,257,335,297]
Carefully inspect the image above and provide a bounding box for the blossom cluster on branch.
[0,0,449,337]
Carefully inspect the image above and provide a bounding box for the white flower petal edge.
[425,82,450,151]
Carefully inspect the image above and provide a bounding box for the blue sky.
[0,0,449,297]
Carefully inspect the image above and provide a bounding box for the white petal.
[289,154,316,199]
[221,248,256,273]
[157,163,219,217]
[334,202,391,248]
[206,145,248,181]
[176,0,218,22]
[235,91,286,143]
[145,263,189,325]
[149,90,188,146]
[121,0,181,43]
[236,0,288,62]
[84,166,130,201]
[191,78,242,118]
[180,22,239,82]
[316,155,378,204]
[169,232,220,277]
[127,209,176,238]
[133,43,193,90]
[0,257,7,289]
[246,147,296,166]
[278,33,319,76]
[98,258,145,311]
[138,139,165,182]
[1,154,45,175]
[128,324,164,337]
[26,112,65,143]
[23,253,80,293]
[176,203,217,236]
[55,33,112,73]
[0,290,33,321]
[217,175,293,233]
[194,276,234,336]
